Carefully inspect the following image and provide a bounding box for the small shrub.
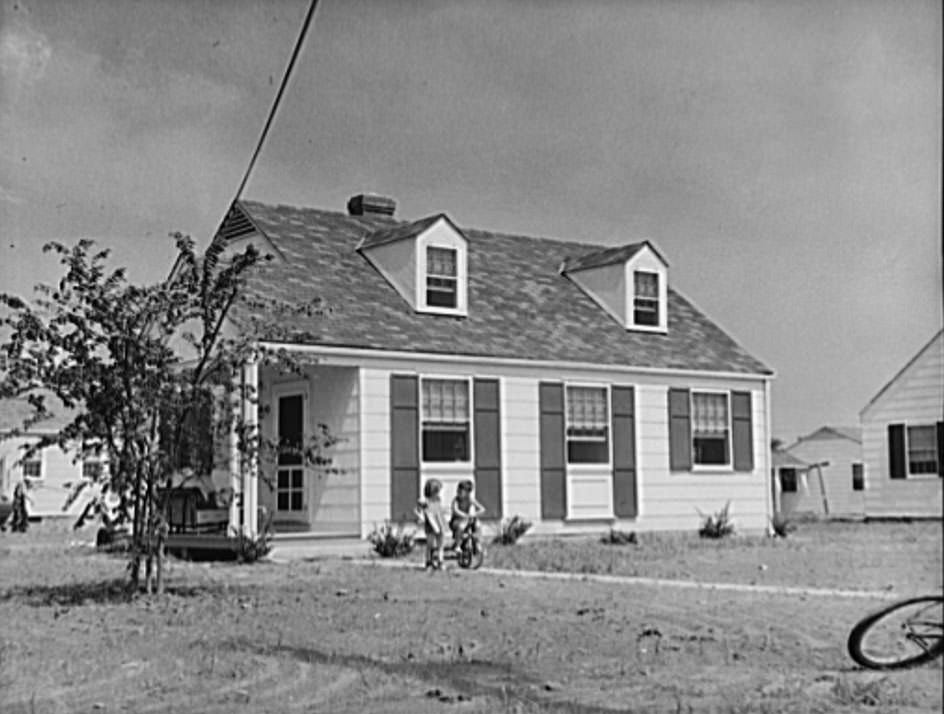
[600,528,638,546]
[697,501,735,539]
[235,531,273,563]
[367,521,415,558]
[493,515,532,545]
[770,512,796,538]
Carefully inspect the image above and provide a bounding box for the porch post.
[241,357,260,538]
[227,385,240,535]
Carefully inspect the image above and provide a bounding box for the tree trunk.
[155,513,167,596]
[130,463,145,589]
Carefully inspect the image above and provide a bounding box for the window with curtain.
[426,246,458,308]
[633,271,659,326]
[906,425,938,475]
[691,391,730,466]
[566,386,609,464]
[422,378,470,461]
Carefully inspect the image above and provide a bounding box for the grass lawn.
[0,520,941,713]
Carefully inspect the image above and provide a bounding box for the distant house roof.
[797,426,862,444]
[559,241,667,273]
[861,329,944,417]
[0,392,76,434]
[773,450,809,469]
[225,199,772,375]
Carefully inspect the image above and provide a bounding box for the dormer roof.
[357,214,448,250]
[221,199,772,376]
[560,241,668,274]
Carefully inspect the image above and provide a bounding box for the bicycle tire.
[847,595,944,670]
[457,537,485,570]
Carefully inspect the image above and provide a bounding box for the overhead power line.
[232,0,320,203]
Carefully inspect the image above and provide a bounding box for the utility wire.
[232,0,320,203]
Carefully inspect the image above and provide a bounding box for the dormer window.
[633,271,659,326]
[426,247,458,308]
[560,240,668,333]
[358,212,468,317]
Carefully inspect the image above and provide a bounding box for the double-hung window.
[633,271,659,326]
[906,425,938,475]
[426,247,458,309]
[851,462,864,491]
[565,386,609,464]
[692,391,730,466]
[421,378,470,462]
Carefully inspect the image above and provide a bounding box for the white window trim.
[564,382,613,469]
[416,232,468,317]
[690,389,733,472]
[851,461,865,491]
[904,423,940,480]
[624,258,668,333]
[272,380,309,512]
[419,375,474,466]
[21,450,44,483]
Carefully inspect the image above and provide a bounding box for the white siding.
[259,365,361,535]
[347,353,771,536]
[0,437,96,518]
[780,436,865,517]
[861,333,943,518]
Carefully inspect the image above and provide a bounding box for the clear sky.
[1,0,941,444]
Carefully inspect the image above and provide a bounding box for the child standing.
[415,478,447,569]
[450,479,485,552]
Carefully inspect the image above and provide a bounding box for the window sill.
[690,466,737,475]
[901,475,942,481]
[566,463,613,472]
[421,462,473,470]
[564,515,615,523]
[417,305,467,318]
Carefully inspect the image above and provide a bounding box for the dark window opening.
[422,426,469,462]
[780,468,798,493]
[694,436,729,466]
[852,463,864,491]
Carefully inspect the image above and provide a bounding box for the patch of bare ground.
[0,520,941,713]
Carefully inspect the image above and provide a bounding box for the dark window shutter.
[611,386,637,518]
[937,422,943,478]
[390,375,419,521]
[887,423,906,479]
[731,391,754,472]
[539,382,566,519]
[473,379,502,518]
[668,388,692,471]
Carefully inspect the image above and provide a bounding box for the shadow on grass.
[226,638,622,714]
[0,578,231,606]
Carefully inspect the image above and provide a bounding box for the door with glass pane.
[276,393,305,518]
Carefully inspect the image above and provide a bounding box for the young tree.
[0,235,334,594]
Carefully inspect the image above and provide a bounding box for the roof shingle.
[231,200,772,375]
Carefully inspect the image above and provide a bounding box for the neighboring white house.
[206,194,775,540]
[0,394,100,520]
[860,329,943,519]
[776,426,864,518]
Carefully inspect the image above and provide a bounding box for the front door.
[276,393,306,524]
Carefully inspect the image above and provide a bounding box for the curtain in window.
[692,393,728,435]
[427,247,457,277]
[567,387,607,435]
[635,271,658,298]
[907,425,937,473]
[422,379,469,423]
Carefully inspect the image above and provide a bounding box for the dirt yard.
[0,521,941,713]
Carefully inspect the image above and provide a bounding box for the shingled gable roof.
[227,199,772,375]
[357,213,456,250]
[560,241,668,273]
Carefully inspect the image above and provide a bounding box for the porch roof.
[227,199,772,376]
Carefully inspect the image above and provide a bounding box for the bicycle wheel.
[457,537,485,570]
[847,595,944,670]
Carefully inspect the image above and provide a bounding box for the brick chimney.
[347,193,396,217]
